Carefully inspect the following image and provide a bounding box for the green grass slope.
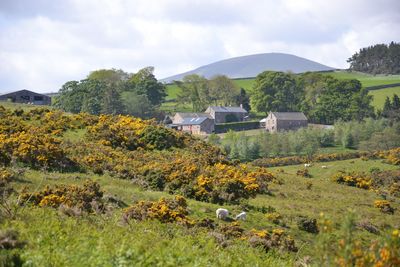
[4,157,400,266]
[369,86,400,109]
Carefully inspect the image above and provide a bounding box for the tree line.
[55,67,166,119]
[250,71,374,124]
[347,42,400,74]
[214,118,400,161]
[175,74,250,112]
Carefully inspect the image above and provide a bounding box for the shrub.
[122,196,194,227]
[297,168,311,178]
[374,200,395,214]
[297,216,319,233]
[20,180,104,213]
[247,229,297,252]
[266,212,283,225]
[331,171,372,190]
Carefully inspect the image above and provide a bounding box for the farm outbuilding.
[176,117,215,135]
[264,112,308,132]
[205,106,248,124]
[0,89,51,105]
[172,112,212,124]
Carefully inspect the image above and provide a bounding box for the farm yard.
[1,104,399,266]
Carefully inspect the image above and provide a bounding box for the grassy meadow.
[4,157,400,266]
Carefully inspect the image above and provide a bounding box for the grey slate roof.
[175,112,212,119]
[0,89,48,98]
[271,112,308,120]
[208,106,247,113]
[180,117,209,125]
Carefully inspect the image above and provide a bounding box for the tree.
[236,88,251,112]
[129,67,166,106]
[382,96,392,118]
[102,87,124,115]
[87,69,129,84]
[209,75,239,106]
[122,91,155,119]
[176,74,210,112]
[347,42,400,74]
[250,71,302,115]
[55,79,106,115]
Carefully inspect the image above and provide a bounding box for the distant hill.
[161,53,336,83]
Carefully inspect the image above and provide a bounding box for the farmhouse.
[176,116,215,135]
[265,112,308,132]
[0,89,51,105]
[205,106,248,124]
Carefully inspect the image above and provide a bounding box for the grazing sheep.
[235,211,246,221]
[216,208,229,220]
[304,163,312,167]
[321,165,328,169]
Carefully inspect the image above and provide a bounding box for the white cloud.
[0,0,399,93]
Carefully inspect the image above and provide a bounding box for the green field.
[369,86,400,109]
[163,71,400,112]
[323,71,400,87]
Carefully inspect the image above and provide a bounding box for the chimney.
[240,104,243,108]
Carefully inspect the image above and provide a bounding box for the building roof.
[180,117,210,125]
[0,89,49,98]
[271,112,308,120]
[207,106,247,113]
[175,112,212,119]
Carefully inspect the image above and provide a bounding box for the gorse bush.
[331,171,372,190]
[122,196,194,227]
[0,106,273,204]
[20,180,104,213]
[87,114,185,150]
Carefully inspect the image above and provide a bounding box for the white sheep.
[304,163,312,167]
[321,165,328,169]
[235,211,246,221]
[216,208,229,220]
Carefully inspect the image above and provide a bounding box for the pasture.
[4,156,400,266]
[369,86,400,109]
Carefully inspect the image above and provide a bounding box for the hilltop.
[161,53,335,83]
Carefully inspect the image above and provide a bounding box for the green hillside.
[1,105,400,266]
[164,71,400,112]
[369,86,400,109]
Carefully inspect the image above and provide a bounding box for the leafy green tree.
[87,69,129,84]
[347,42,400,74]
[129,67,166,106]
[250,71,302,115]
[382,96,392,117]
[122,91,155,119]
[176,74,210,112]
[102,87,124,115]
[55,81,84,113]
[236,88,251,111]
[209,75,239,106]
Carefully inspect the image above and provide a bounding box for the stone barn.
[177,117,215,135]
[205,106,248,124]
[265,112,308,132]
[0,90,51,105]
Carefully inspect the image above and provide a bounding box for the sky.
[0,0,399,93]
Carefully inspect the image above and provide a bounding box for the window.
[34,96,43,101]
